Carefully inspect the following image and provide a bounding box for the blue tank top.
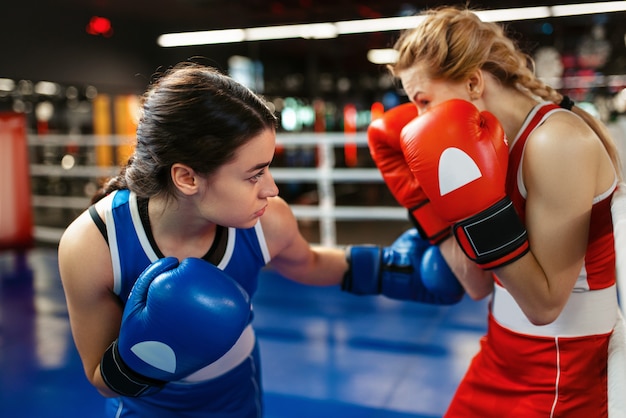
[102,189,271,303]
[97,190,270,416]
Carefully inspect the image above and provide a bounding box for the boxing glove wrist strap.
[341,245,381,294]
[408,203,451,245]
[100,340,166,397]
[453,197,530,270]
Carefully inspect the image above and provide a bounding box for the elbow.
[94,379,121,398]
[87,367,118,398]
[465,287,492,301]
[527,315,559,327]
[462,275,494,301]
[524,306,562,326]
[97,388,119,398]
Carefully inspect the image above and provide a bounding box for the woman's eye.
[417,99,430,108]
[415,100,431,114]
[249,169,265,182]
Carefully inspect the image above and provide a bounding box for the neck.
[148,196,218,259]
[483,91,538,146]
[148,195,216,241]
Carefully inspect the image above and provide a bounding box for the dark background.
[3,0,625,96]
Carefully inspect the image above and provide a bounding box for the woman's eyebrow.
[247,161,271,172]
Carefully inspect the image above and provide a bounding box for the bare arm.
[262,195,490,298]
[439,237,494,300]
[261,196,348,286]
[493,112,615,324]
[58,205,122,397]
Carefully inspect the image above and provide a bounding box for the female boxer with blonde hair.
[372,5,624,417]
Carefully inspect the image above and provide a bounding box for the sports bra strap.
[89,205,108,244]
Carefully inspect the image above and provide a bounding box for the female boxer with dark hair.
[59,62,464,417]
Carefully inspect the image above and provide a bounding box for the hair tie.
[559,96,575,110]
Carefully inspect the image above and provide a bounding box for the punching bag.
[0,112,33,249]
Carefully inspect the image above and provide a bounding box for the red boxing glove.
[368,103,451,244]
[401,99,529,269]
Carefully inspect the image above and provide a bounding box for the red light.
[370,102,385,121]
[87,16,113,37]
[343,104,358,167]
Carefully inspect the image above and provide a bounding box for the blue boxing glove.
[100,257,251,397]
[342,229,464,304]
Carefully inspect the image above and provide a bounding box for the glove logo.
[438,147,481,195]
[131,341,177,373]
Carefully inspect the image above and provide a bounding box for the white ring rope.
[28,132,406,246]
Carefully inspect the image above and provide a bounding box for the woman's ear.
[171,163,199,196]
[467,70,485,100]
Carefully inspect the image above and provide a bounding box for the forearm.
[492,250,576,326]
[439,238,493,300]
[90,362,122,398]
[270,245,348,287]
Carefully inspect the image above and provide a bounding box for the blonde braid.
[519,60,622,178]
[515,59,562,103]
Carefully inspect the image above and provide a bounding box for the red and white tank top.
[491,102,618,338]
[506,102,616,291]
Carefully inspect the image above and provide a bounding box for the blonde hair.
[390,6,622,178]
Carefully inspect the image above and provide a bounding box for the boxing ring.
[2,120,625,417]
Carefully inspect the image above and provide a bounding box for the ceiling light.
[158,29,245,47]
[551,1,626,16]
[158,2,626,47]
[335,16,424,35]
[245,23,337,41]
[476,7,551,22]
[367,49,399,64]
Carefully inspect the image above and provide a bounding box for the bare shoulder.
[523,110,602,202]
[58,200,114,296]
[527,110,597,154]
[59,209,105,259]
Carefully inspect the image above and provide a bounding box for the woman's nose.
[262,169,279,197]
